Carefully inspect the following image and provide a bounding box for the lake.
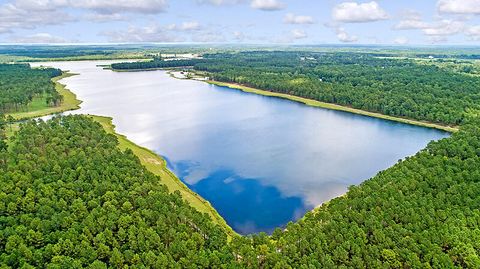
[32,61,449,234]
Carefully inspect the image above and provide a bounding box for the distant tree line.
[112,51,480,125]
[0,64,62,112]
[2,52,480,268]
[111,59,203,70]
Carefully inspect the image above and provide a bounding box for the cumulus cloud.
[437,0,480,15]
[84,13,126,22]
[9,33,68,43]
[101,25,181,43]
[0,2,74,33]
[291,29,307,39]
[72,0,168,14]
[336,27,358,42]
[191,31,226,42]
[284,13,314,24]
[167,21,201,31]
[466,25,480,40]
[393,36,409,44]
[251,0,284,11]
[333,1,388,23]
[0,0,169,33]
[11,0,168,14]
[196,0,245,5]
[423,20,464,36]
[394,19,429,30]
[233,31,245,40]
[428,35,448,43]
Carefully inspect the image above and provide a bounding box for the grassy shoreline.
[109,66,457,132]
[206,80,458,133]
[90,115,236,238]
[7,72,82,120]
[4,67,237,237]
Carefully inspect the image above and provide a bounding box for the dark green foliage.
[230,117,480,268]
[0,116,233,268]
[116,52,480,125]
[196,52,480,125]
[111,59,203,70]
[0,46,115,59]
[0,113,6,151]
[0,64,62,112]
[4,51,480,268]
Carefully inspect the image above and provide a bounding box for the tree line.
[2,52,480,267]
[2,114,479,268]
[0,116,235,268]
[0,64,63,112]
[112,51,480,125]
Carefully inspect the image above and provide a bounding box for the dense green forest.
[2,50,480,267]
[113,52,480,125]
[0,64,62,112]
[111,59,202,70]
[229,115,480,268]
[2,115,480,268]
[0,116,235,268]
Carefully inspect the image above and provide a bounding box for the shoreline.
[4,64,237,238]
[89,115,237,238]
[110,66,457,132]
[7,72,82,120]
[206,80,458,133]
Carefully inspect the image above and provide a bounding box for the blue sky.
[0,0,479,45]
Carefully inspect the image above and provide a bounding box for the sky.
[0,0,479,45]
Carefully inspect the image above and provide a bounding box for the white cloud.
[72,0,168,14]
[191,31,225,42]
[9,33,67,43]
[233,31,245,40]
[394,19,430,30]
[196,0,245,5]
[428,35,448,43]
[465,25,480,40]
[423,20,464,36]
[437,0,480,15]
[291,29,307,39]
[251,0,284,11]
[284,13,314,24]
[11,0,168,14]
[333,1,388,23]
[393,36,409,44]
[101,25,181,43]
[84,13,126,22]
[176,21,201,31]
[0,2,74,33]
[0,0,169,33]
[336,27,358,42]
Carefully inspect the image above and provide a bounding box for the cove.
[32,61,449,235]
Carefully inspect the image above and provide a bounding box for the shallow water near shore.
[32,60,449,234]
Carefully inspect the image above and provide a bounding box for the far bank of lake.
[32,61,449,234]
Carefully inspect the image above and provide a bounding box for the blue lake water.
[32,61,450,234]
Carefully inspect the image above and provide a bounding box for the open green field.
[207,80,458,133]
[89,115,236,238]
[7,72,82,120]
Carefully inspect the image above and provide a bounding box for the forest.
[0,116,235,268]
[1,50,480,268]
[0,64,62,112]
[229,115,480,268]
[112,51,480,125]
[1,113,479,268]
